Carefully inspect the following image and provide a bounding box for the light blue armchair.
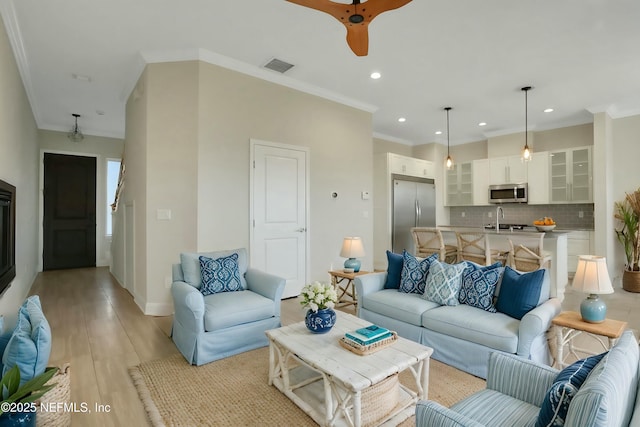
[170,248,285,365]
[415,330,640,427]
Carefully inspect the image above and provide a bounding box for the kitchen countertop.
[437,225,568,237]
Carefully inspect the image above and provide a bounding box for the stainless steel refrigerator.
[392,177,436,254]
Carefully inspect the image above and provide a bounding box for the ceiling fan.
[286,0,413,56]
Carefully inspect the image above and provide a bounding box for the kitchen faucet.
[496,206,505,233]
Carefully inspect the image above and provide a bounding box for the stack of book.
[344,324,394,347]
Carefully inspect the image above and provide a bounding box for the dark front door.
[43,153,96,270]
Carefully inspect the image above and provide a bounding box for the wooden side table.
[328,270,369,309]
[551,311,627,369]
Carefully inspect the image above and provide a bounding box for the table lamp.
[340,237,365,273]
[572,255,614,323]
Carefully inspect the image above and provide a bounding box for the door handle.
[295,228,306,232]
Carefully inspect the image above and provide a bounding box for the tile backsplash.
[449,203,594,230]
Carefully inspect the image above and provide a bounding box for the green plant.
[0,366,58,415]
[614,188,640,271]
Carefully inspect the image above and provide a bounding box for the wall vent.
[263,58,295,74]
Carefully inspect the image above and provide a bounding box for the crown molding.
[0,0,42,126]
[372,132,416,146]
[122,48,378,114]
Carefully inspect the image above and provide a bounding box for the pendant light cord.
[445,107,451,156]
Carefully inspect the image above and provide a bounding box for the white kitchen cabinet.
[489,155,528,185]
[446,161,473,206]
[567,230,594,274]
[527,151,550,204]
[388,153,434,179]
[472,159,490,205]
[549,146,592,203]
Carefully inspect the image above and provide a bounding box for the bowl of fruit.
[533,217,556,232]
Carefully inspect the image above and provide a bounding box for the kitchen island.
[437,226,568,301]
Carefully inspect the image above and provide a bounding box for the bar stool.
[508,233,551,272]
[456,231,509,266]
[411,227,458,263]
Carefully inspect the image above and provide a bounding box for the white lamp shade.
[572,255,614,295]
[340,237,365,258]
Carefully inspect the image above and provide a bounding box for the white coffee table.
[266,311,433,427]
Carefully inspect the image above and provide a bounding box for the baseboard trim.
[137,300,173,316]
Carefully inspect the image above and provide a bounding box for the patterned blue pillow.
[458,261,504,312]
[536,352,607,427]
[199,254,243,296]
[423,260,466,306]
[399,252,438,294]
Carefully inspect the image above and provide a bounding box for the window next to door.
[106,159,121,236]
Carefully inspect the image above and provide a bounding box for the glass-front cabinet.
[446,162,473,206]
[549,146,592,203]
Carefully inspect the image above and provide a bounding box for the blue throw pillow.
[423,260,466,306]
[399,252,438,294]
[536,352,607,427]
[384,251,403,289]
[458,261,504,312]
[199,254,243,296]
[496,266,545,320]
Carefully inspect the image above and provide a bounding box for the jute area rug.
[129,347,485,427]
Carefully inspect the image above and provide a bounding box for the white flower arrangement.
[300,281,337,313]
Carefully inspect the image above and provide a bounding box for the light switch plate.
[157,209,172,220]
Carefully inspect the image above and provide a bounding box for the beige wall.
[0,18,39,325]
[118,60,373,314]
[534,123,593,152]
[38,130,124,268]
[373,137,412,156]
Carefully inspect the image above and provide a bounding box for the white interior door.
[251,141,308,299]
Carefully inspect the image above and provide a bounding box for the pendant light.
[521,87,532,162]
[67,113,84,142]
[444,107,454,170]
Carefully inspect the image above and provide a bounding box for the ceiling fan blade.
[364,0,413,22]
[346,24,369,56]
[285,0,346,20]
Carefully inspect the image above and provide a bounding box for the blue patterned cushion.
[399,252,438,294]
[423,260,466,306]
[384,251,403,289]
[458,261,504,312]
[536,352,607,427]
[496,266,545,320]
[199,254,243,296]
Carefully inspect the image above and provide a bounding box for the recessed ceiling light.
[544,108,554,113]
[398,117,406,123]
[435,131,442,135]
[478,122,487,126]
[370,72,381,80]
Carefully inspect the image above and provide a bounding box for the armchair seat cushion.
[421,305,519,353]
[361,289,440,326]
[203,290,276,331]
[452,389,539,427]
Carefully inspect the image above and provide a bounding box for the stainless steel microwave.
[488,183,528,204]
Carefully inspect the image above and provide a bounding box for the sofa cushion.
[180,248,248,289]
[384,251,403,289]
[203,290,275,331]
[423,260,465,306]
[361,289,440,327]
[496,267,545,320]
[565,330,639,427]
[199,254,243,295]
[399,251,437,294]
[452,389,538,427]
[536,352,606,427]
[459,261,504,312]
[421,304,519,353]
[2,296,52,385]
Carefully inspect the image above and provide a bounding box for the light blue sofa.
[171,248,285,365]
[355,270,561,379]
[416,330,640,427]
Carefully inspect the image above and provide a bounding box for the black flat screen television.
[0,179,16,296]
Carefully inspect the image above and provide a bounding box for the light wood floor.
[28,267,640,426]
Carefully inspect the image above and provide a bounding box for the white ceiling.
[2,0,640,145]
